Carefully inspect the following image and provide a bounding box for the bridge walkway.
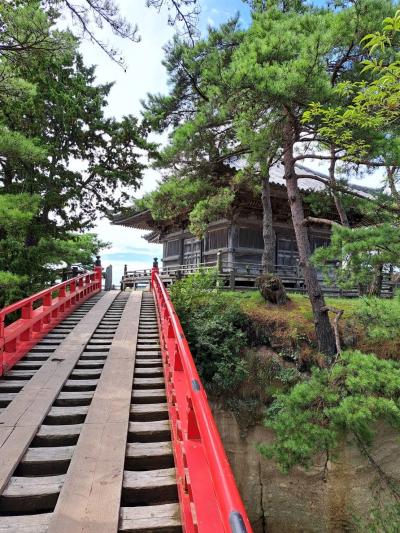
[0,289,182,532]
[0,266,251,532]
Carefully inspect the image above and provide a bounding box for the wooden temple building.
[113,163,374,288]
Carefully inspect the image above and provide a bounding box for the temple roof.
[112,162,378,237]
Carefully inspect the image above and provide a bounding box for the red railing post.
[0,313,4,376]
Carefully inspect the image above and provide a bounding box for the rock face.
[212,405,400,533]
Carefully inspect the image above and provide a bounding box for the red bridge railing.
[0,266,102,376]
[151,264,252,533]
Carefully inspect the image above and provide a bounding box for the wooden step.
[34,424,82,446]
[83,345,110,353]
[70,368,102,379]
[125,442,174,470]
[134,367,163,377]
[12,361,42,369]
[80,351,108,359]
[122,468,178,505]
[2,370,35,379]
[55,391,94,406]
[75,360,105,369]
[23,353,51,360]
[135,359,163,367]
[0,381,25,392]
[135,351,161,359]
[45,405,89,424]
[133,377,165,389]
[18,446,74,475]
[119,503,181,533]
[0,393,16,406]
[0,513,51,532]
[130,403,168,422]
[131,389,166,404]
[63,379,98,391]
[128,420,171,443]
[0,475,65,513]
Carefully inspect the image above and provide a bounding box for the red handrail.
[151,266,252,533]
[0,267,102,376]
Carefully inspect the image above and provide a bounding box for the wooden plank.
[0,513,51,532]
[49,291,142,533]
[119,503,181,533]
[0,291,117,495]
[0,474,65,513]
[122,468,178,504]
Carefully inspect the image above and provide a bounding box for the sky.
[72,0,250,284]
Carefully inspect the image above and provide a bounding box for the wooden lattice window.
[238,227,264,249]
[204,229,228,251]
[165,239,180,257]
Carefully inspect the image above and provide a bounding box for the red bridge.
[0,260,251,532]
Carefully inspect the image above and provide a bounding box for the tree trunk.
[369,263,384,297]
[386,166,400,209]
[329,147,349,226]
[261,175,275,273]
[283,115,336,357]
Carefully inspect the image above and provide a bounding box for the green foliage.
[356,292,400,341]
[260,350,400,472]
[0,194,109,307]
[189,188,235,238]
[312,223,400,290]
[170,270,249,393]
[355,501,400,532]
[138,176,212,223]
[0,3,146,307]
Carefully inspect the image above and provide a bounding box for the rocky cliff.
[212,406,400,532]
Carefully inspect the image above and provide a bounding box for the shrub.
[356,292,400,341]
[170,271,249,393]
[260,350,400,473]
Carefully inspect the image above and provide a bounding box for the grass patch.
[226,290,400,361]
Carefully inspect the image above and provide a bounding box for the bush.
[356,292,400,341]
[260,350,400,473]
[170,270,249,393]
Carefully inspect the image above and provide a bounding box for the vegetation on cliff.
[170,270,400,528]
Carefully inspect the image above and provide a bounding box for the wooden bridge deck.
[0,290,181,532]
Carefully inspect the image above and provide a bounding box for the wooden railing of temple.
[121,257,395,297]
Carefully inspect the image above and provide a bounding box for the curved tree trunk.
[283,114,336,357]
[261,175,275,273]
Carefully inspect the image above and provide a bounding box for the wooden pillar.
[179,231,185,266]
[229,270,236,290]
[228,224,237,271]
[216,250,223,274]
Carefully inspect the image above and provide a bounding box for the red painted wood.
[0,267,102,376]
[151,267,252,533]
